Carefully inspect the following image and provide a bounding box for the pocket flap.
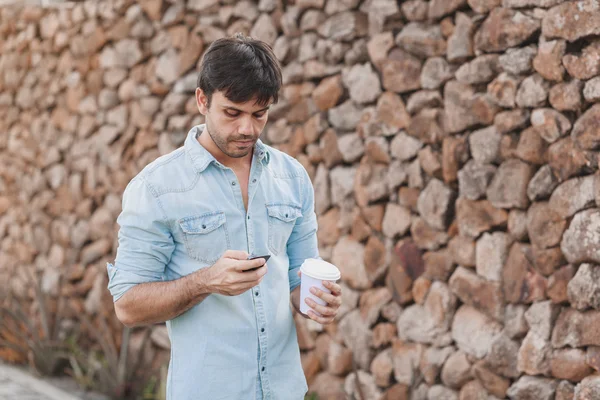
[266,204,302,222]
[179,212,225,234]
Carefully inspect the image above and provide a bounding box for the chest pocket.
[266,204,302,255]
[179,211,230,264]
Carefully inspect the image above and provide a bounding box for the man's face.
[196,89,271,159]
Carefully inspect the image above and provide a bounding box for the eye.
[254,111,267,118]
[225,110,239,118]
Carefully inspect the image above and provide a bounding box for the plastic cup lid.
[300,258,341,281]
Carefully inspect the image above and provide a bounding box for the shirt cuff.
[107,263,161,302]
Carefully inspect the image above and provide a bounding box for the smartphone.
[244,254,271,272]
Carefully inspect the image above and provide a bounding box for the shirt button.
[261,327,265,333]
[252,178,257,183]
[231,181,236,186]
[247,215,250,220]
[255,291,259,296]
[262,366,265,372]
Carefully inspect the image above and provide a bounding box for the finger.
[323,281,342,296]
[305,298,336,317]
[235,257,266,272]
[310,287,341,308]
[236,264,267,282]
[307,310,333,325]
[224,250,249,260]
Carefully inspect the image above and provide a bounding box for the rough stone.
[572,104,600,151]
[527,202,566,249]
[551,348,593,382]
[568,264,600,311]
[472,361,510,398]
[469,126,501,165]
[392,341,424,386]
[531,108,572,144]
[542,0,600,42]
[583,77,600,102]
[552,308,600,348]
[441,351,472,389]
[506,376,557,400]
[549,175,596,219]
[447,12,474,62]
[516,74,551,108]
[560,209,600,264]
[503,243,547,304]
[549,80,583,111]
[421,57,454,90]
[487,73,520,108]
[449,266,504,321]
[342,63,382,105]
[573,376,600,400]
[487,159,534,209]
[397,282,457,344]
[339,309,374,370]
[547,265,576,305]
[417,179,456,231]
[563,41,600,80]
[381,48,422,93]
[475,8,540,52]
[485,333,520,378]
[456,55,499,85]
[456,198,507,239]
[396,23,447,58]
[458,161,496,201]
[533,39,566,82]
[451,305,503,359]
[332,236,370,289]
[448,236,476,268]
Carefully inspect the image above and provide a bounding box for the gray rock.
[525,300,560,340]
[342,63,382,104]
[549,175,596,219]
[506,376,557,400]
[313,164,331,215]
[531,108,572,144]
[421,57,454,89]
[397,282,457,344]
[390,132,423,161]
[339,310,374,370]
[417,179,456,231]
[567,263,600,310]
[329,100,362,130]
[527,165,558,201]
[382,204,412,239]
[451,305,502,358]
[574,376,600,400]
[330,166,356,205]
[455,55,500,85]
[584,76,600,102]
[516,74,550,108]
[561,209,600,264]
[487,159,534,209]
[447,12,474,62]
[337,133,365,163]
[499,45,537,75]
[458,161,497,200]
[469,126,502,165]
[476,232,512,282]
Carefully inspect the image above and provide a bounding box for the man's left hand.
[298,271,342,325]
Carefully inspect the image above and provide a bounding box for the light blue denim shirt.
[106,125,319,400]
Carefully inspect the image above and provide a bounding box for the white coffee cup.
[299,258,341,316]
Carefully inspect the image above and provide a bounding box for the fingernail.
[310,287,316,294]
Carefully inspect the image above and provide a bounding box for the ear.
[196,88,209,115]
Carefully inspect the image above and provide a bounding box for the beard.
[205,122,256,159]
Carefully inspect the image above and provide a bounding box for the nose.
[238,116,255,136]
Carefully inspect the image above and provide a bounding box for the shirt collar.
[185,124,270,174]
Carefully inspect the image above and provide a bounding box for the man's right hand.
[201,250,267,296]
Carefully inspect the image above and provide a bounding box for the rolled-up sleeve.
[107,176,175,302]
[287,166,320,292]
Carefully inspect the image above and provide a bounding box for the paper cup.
[299,258,341,316]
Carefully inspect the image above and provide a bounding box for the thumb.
[223,250,249,260]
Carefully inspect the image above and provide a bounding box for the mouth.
[233,139,255,147]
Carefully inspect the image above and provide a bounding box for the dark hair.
[197,33,283,108]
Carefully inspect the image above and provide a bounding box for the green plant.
[0,269,70,375]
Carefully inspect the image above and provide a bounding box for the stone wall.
[2,0,600,399]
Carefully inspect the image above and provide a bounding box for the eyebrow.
[223,106,270,114]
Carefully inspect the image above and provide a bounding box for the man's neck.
[197,129,253,171]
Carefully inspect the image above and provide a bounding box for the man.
[106,33,342,400]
